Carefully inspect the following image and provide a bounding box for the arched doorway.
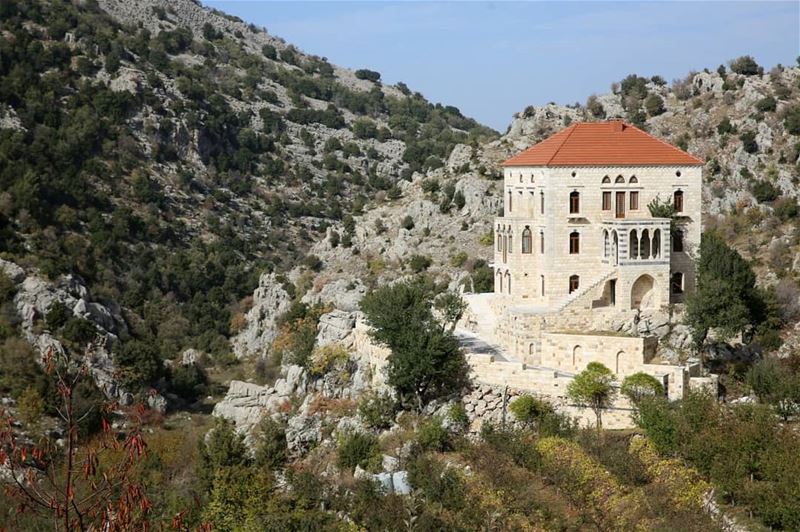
[612,231,619,265]
[631,274,656,309]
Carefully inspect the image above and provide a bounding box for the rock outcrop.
[231,273,293,359]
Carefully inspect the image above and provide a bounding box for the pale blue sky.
[205,1,800,131]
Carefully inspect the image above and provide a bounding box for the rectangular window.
[602,191,611,210]
[629,191,639,210]
[674,191,684,213]
[540,275,545,296]
[615,191,625,219]
[540,193,545,214]
[569,275,580,293]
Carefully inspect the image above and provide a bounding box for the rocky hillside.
[0,0,497,376]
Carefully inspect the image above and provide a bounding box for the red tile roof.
[502,120,703,167]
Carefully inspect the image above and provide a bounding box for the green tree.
[509,394,555,431]
[360,279,469,410]
[16,385,44,426]
[730,55,761,75]
[433,291,467,333]
[746,359,800,421]
[198,418,250,493]
[253,416,288,469]
[337,431,381,471]
[644,93,665,116]
[567,362,616,431]
[685,231,758,349]
[621,373,664,423]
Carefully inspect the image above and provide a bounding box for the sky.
[205,1,800,131]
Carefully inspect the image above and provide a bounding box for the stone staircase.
[554,268,616,313]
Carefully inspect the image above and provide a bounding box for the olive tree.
[567,362,616,431]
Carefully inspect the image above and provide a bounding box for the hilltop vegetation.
[1,0,800,529]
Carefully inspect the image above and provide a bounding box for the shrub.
[416,416,451,452]
[400,215,414,230]
[261,44,277,60]
[774,197,799,220]
[17,386,44,426]
[337,431,381,472]
[352,118,378,139]
[302,254,323,272]
[740,130,758,153]
[478,231,494,246]
[716,116,735,135]
[784,105,800,135]
[253,416,288,469]
[308,344,350,378]
[449,251,468,267]
[62,317,97,346]
[45,301,70,330]
[621,372,664,405]
[358,392,397,430]
[586,95,606,118]
[447,403,469,429]
[508,394,551,428]
[752,180,780,202]
[644,93,665,116]
[470,260,494,293]
[730,55,761,76]
[408,254,432,273]
[407,454,466,510]
[756,96,777,113]
[354,69,381,82]
[198,419,250,493]
[170,362,208,400]
[114,339,163,388]
[0,272,15,303]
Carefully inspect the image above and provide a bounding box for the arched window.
[540,275,545,296]
[496,231,502,251]
[540,191,545,214]
[540,231,545,254]
[652,229,661,258]
[629,176,638,183]
[616,351,624,374]
[498,270,503,292]
[671,272,684,294]
[508,234,513,254]
[640,229,651,260]
[569,274,580,293]
[602,175,611,184]
[508,190,513,212]
[672,229,684,252]
[519,173,522,183]
[569,231,580,254]
[572,345,582,367]
[629,230,639,259]
[506,272,512,294]
[522,227,532,253]
[615,175,625,184]
[603,230,610,258]
[569,191,580,214]
[673,190,684,212]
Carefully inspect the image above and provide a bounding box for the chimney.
[610,119,624,132]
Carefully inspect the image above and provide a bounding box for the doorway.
[609,279,616,306]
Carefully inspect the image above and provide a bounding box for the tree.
[253,416,288,470]
[509,394,554,431]
[567,362,616,431]
[433,291,467,333]
[746,359,800,421]
[0,348,152,530]
[621,373,664,424]
[197,418,249,493]
[354,69,381,82]
[360,279,469,410]
[740,130,758,153]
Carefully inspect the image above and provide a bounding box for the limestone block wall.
[538,332,658,377]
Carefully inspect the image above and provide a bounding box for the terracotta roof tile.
[502,120,703,167]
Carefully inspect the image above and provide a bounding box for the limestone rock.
[231,273,293,358]
[302,278,366,312]
[316,310,357,348]
[285,414,322,456]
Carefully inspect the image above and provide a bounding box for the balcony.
[601,218,671,266]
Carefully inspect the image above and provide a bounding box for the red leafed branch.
[0,347,155,531]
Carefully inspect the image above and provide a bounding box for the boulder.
[302,278,366,312]
[285,414,322,456]
[0,259,25,283]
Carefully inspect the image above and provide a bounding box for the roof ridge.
[546,123,579,165]
[624,122,704,165]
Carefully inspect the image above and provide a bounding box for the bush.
[644,93,665,116]
[774,197,799,220]
[17,386,44,426]
[752,180,780,202]
[62,317,97,346]
[45,301,70,330]
[417,416,451,452]
[785,105,800,135]
[740,130,758,153]
[408,254,432,273]
[470,260,494,293]
[170,362,208,400]
[337,431,381,472]
[756,96,777,113]
[114,339,163,388]
[253,416,288,469]
[400,215,414,230]
[261,44,277,60]
[0,272,15,303]
[352,118,378,139]
[730,55,762,76]
[354,69,381,82]
[716,117,735,135]
[449,251,468,267]
[198,419,250,493]
[508,394,552,428]
[407,454,466,510]
[358,392,397,430]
